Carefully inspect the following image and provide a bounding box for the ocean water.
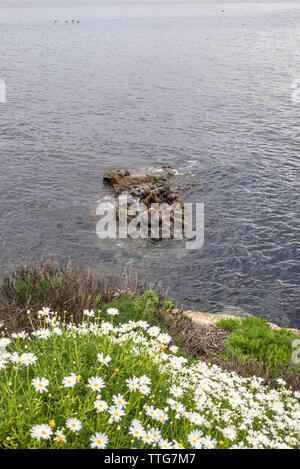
[0,0,299,327]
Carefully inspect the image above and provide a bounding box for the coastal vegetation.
[0,260,299,449]
[217,316,299,376]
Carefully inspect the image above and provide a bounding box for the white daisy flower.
[159,438,173,449]
[129,420,145,439]
[107,308,119,316]
[142,431,154,445]
[87,376,105,392]
[223,427,237,441]
[149,428,161,442]
[11,330,28,340]
[200,435,217,449]
[170,385,184,397]
[112,394,127,408]
[32,377,49,393]
[0,338,11,348]
[126,377,139,391]
[62,375,77,388]
[30,424,52,441]
[66,418,82,433]
[155,409,168,423]
[157,333,172,344]
[94,399,108,412]
[169,345,178,354]
[138,375,151,385]
[137,320,149,329]
[34,328,52,339]
[83,309,95,317]
[188,430,202,448]
[10,352,24,364]
[139,384,151,396]
[108,405,125,422]
[54,430,66,443]
[147,326,160,337]
[90,432,108,449]
[101,322,114,332]
[21,353,37,366]
[173,440,185,449]
[97,353,111,366]
[37,307,52,318]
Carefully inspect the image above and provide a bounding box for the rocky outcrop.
[103,165,186,240]
[103,165,178,201]
[183,310,300,336]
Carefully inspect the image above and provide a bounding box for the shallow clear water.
[0,1,300,327]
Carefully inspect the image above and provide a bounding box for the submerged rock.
[104,166,175,195]
[102,165,186,240]
[103,165,179,202]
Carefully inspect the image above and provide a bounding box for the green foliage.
[10,274,62,306]
[216,318,241,331]
[217,315,298,374]
[101,291,161,326]
[163,301,173,311]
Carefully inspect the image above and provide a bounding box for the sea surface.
[0,0,300,327]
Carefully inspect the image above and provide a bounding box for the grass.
[0,306,299,449]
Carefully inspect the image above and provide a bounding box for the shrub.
[216,318,242,331]
[217,315,299,376]
[0,258,144,334]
